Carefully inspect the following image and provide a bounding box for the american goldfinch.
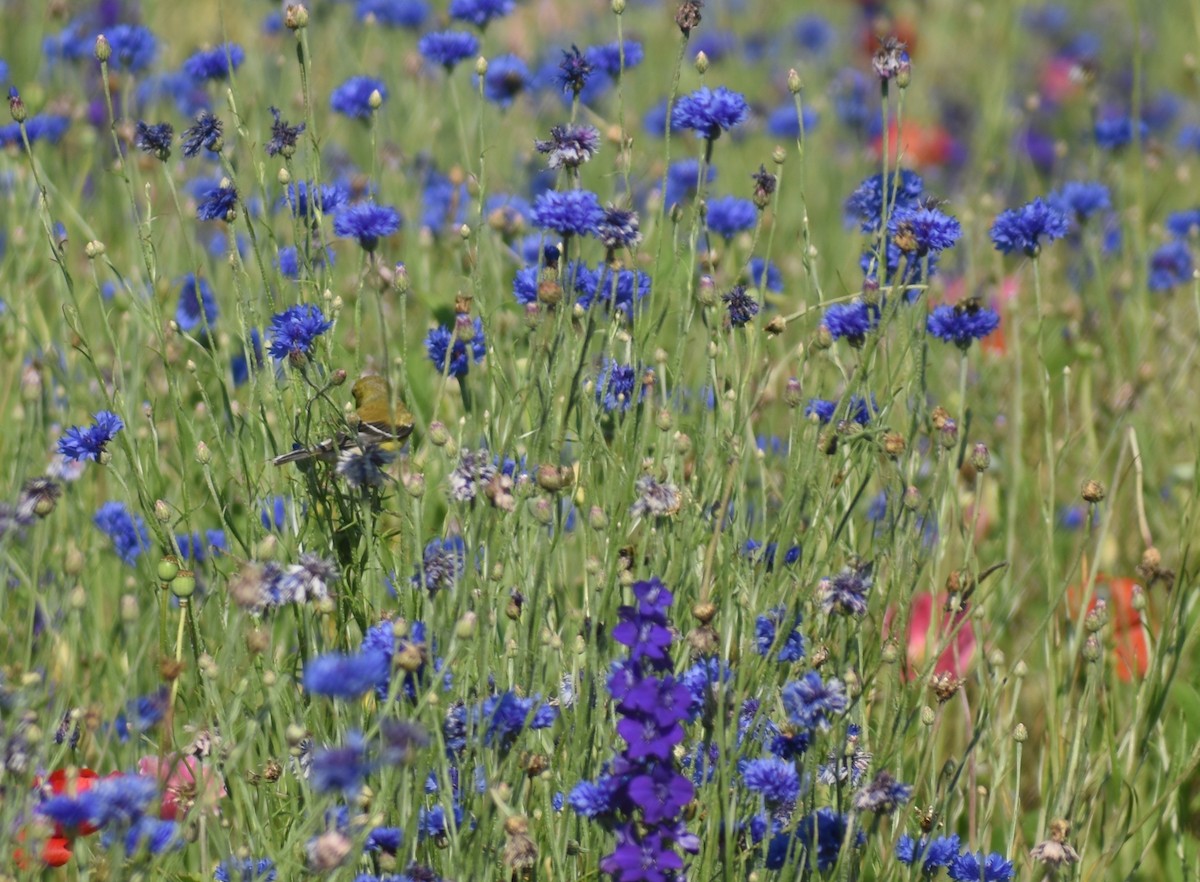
[273,375,414,465]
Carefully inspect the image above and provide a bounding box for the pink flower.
[888,592,976,680]
[137,754,225,820]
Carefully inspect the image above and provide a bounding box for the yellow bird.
[272,375,415,466]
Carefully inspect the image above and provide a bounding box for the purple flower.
[671,85,749,140]
[535,123,600,169]
[94,502,149,565]
[1049,181,1111,225]
[196,183,238,221]
[618,676,691,728]
[628,767,694,825]
[586,41,644,76]
[990,197,1070,256]
[265,107,304,157]
[311,733,370,794]
[134,121,173,160]
[333,202,402,251]
[104,25,158,72]
[59,411,124,462]
[949,851,1015,882]
[596,357,641,412]
[755,609,805,662]
[601,825,684,882]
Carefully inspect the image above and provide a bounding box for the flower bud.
[393,262,410,294]
[588,506,608,530]
[475,56,488,76]
[196,441,212,465]
[772,145,787,164]
[697,274,718,307]
[368,90,383,111]
[1082,634,1102,662]
[455,611,477,640]
[285,4,309,29]
[277,167,291,185]
[694,51,709,74]
[9,88,27,124]
[94,34,112,63]
[1081,479,1106,503]
[970,442,990,472]
[612,0,626,13]
[787,68,802,94]
[1013,723,1028,743]
[154,499,171,521]
[428,421,451,446]
[920,706,936,726]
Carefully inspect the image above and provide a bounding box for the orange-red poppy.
[1068,575,1150,681]
[13,828,72,869]
[871,119,956,168]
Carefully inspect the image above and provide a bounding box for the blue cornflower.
[365,826,404,852]
[303,650,390,699]
[480,54,530,106]
[889,205,962,257]
[94,502,150,565]
[535,123,601,170]
[356,0,429,27]
[765,102,820,138]
[181,111,223,157]
[281,181,349,218]
[449,0,514,28]
[134,121,173,160]
[232,329,263,385]
[1179,125,1200,152]
[822,301,877,346]
[176,274,218,332]
[183,43,244,82]
[819,566,871,617]
[265,107,304,157]
[1049,181,1111,225]
[766,807,856,871]
[595,357,642,412]
[755,608,805,662]
[742,758,801,807]
[671,85,750,141]
[479,691,535,747]
[924,835,963,873]
[333,202,402,251]
[59,411,124,462]
[117,817,182,854]
[722,285,759,327]
[1094,114,1145,150]
[586,41,643,76]
[267,304,333,362]
[927,302,1001,349]
[832,68,872,134]
[418,30,479,69]
[214,857,277,882]
[794,14,835,53]
[664,158,716,207]
[104,25,158,72]
[705,195,757,238]
[196,183,238,221]
[330,76,386,119]
[844,170,924,233]
[597,206,641,252]
[1166,209,1200,239]
[1148,240,1193,291]
[990,197,1070,256]
[574,265,651,319]
[311,733,370,794]
[556,44,592,96]
[949,851,1015,882]
[337,446,396,489]
[568,778,617,818]
[88,769,159,827]
[747,257,783,291]
[412,536,466,594]
[852,770,912,814]
[804,395,875,425]
[531,189,604,237]
[781,672,848,731]
[425,318,486,377]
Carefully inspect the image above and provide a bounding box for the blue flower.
[531,189,604,237]
[705,195,757,238]
[765,102,820,138]
[214,857,276,882]
[412,536,466,594]
[449,0,514,28]
[94,502,150,565]
[597,206,641,251]
[104,25,158,72]
[197,183,238,221]
[794,14,835,53]
[722,285,759,327]
[852,770,912,814]
[425,318,486,377]
[574,265,651,319]
[265,107,304,157]
[671,85,750,140]
[663,158,716,207]
[356,0,429,28]
[924,835,963,873]
[535,123,601,170]
[822,301,877,346]
[330,76,387,119]
[180,111,222,157]
[281,181,349,218]
[781,672,847,731]
[134,121,173,160]
[59,411,124,462]
[844,170,924,233]
[1049,181,1111,225]
[766,807,855,871]
[418,30,479,69]
[183,43,244,82]
[333,202,402,251]
[747,257,782,291]
[232,329,263,386]
[267,304,333,362]
[888,206,962,256]
[176,274,218,332]
[311,733,371,794]
[1148,239,1193,291]
[480,54,530,106]
[755,608,805,662]
[421,170,469,232]
[586,41,643,76]
[948,851,1015,882]
[1166,209,1200,239]
[742,758,800,807]
[819,566,871,617]
[555,44,593,95]
[568,778,616,818]
[117,817,182,854]
[990,197,1071,256]
[304,650,390,699]
[277,246,333,279]
[1094,114,1146,150]
[927,302,1001,349]
[595,357,642,412]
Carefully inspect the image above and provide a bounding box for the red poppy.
[885,592,977,681]
[871,119,956,168]
[34,767,102,836]
[13,828,72,869]
[1068,575,1150,681]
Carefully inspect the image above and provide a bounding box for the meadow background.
[2,0,1200,879]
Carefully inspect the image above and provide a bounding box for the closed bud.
[970,442,990,472]
[403,472,425,498]
[1130,584,1147,612]
[656,408,674,431]
[121,593,139,623]
[588,506,608,530]
[154,499,171,521]
[881,640,899,663]
[84,240,106,258]
[94,34,112,63]
[787,68,802,94]
[784,377,803,408]
[196,440,212,464]
[694,51,709,74]
[920,706,936,726]
[475,56,488,76]
[772,145,787,164]
[393,262,410,294]
[277,167,291,185]
[1013,723,1028,743]
[285,723,308,747]
[939,419,958,449]
[814,324,834,349]
[157,556,181,583]
[612,0,625,12]
[455,611,477,640]
[368,89,383,110]
[882,431,906,458]
[529,496,554,525]
[1082,634,1102,662]
[65,545,85,575]
[697,274,718,307]
[285,4,309,29]
[765,316,786,336]
[8,88,26,124]
[428,421,451,446]
[1081,479,1105,503]
[692,602,717,624]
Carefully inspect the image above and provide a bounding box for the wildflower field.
[3,0,1200,878]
